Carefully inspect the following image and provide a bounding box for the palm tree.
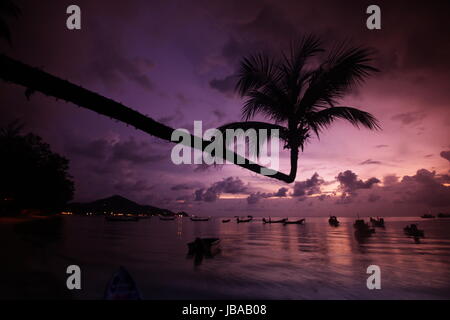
[0,35,379,184]
[0,53,293,182]
[0,0,20,44]
[0,119,23,137]
[219,35,380,183]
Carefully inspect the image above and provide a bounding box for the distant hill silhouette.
[67,195,175,216]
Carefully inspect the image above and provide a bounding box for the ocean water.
[2,216,450,299]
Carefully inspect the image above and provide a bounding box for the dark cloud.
[274,187,288,197]
[360,159,382,165]
[391,111,426,125]
[113,179,153,193]
[207,5,293,96]
[336,170,380,196]
[88,28,154,91]
[176,195,193,202]
[198,188,219,202]
[318,194,330,201]
[175,93,190,105]
[246,187,289,204]
[68,137,165,164]
[437,174,450,184]
[194,188,205,202]
[237,5,295,42]
[383,174,399,187]
[246,193,259,205]
[209,75,236,95]
[293,173,324,197]
[247,192,270,204]
[194,177,246,202]
[375,145,389,148]
[440,151,450,162]
[207,39,251,96]
[67,138,109,160]
[219,37,247,64]
[211,176,247,193]
[335,196,353,205]
[397,1,450,73]
[212,109,227,122]
[368,194,381,202]
[157,111,185,127]
[111,137,165,164]
[171,182,203,191]
[399,169,450,207]
[62,135,172,204]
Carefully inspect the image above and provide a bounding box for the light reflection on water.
[34,216,450,299]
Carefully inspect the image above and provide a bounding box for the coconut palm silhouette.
[0,4,380,183]
[219,36,380,182]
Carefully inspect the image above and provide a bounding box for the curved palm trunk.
[288,147,299,183]
[0,54,297,183]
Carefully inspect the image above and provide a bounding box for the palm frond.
[306,106,380,137]
[299,43,379,111]
[241,90,289,122]
[217,121,288,140]
[0,119,24,137]
[216,121,288,159]
[235,53,283,96]
[235,52,290,121]
[280,35,323,107]
[235,53,273,95]
[283,36,323,85]
[288,35,323,69]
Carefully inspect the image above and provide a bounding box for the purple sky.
[1,0,449,216]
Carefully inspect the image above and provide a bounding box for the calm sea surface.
[3,216,450,299]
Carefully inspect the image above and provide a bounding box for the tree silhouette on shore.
[0,121,74,215]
